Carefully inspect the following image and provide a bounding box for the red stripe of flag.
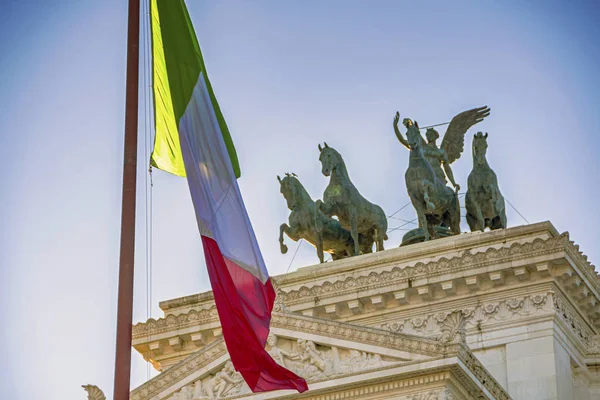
[201,236,308,393]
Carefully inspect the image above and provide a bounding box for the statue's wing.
[441,106,490,164]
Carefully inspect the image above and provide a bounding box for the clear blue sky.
[1,1,599,399]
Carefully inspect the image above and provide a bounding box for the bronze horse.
[278,174,355,263]
[465,132,507,231]
[316,143,388,255]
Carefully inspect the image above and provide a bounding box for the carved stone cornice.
[133,306,219,339]
[276,222,558,284]
[454,342,511,400]
[270,312,445,357]
[282,234,571,305]
[159,291,215,313]
[132,231,598,345]
[562,232,599,294]
[151,223,560,312]
[552,289,600,354]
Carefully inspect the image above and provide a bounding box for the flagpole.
[113,0,140,398]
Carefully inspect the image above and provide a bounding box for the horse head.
[403,118,422,150]
[278,173,308,210]
[318,142,343,177]
[472,132,489,166]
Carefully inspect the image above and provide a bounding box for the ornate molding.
[381,292,553,337]
[167,334,407,399]
[270,313,445,357]
[133,307,219,339]
[132,231,599,344]
[553,291,600,353]
[437,311,467,344]
[282,234,571,304]
[563,232,598,292]
[456,343,511,400]
[159,292,215,312]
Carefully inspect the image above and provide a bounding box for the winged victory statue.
[392,106,491,242]
[393,106,490,192]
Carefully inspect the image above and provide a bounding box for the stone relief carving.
[167,334,402,399]
[456,343,511,400]
[271,279,289,313]
[166,360,243,400]
[381,293,553,338]
[437,311,467,343]
[553,292,600,353]
[407,391,444,400]
[397,388,458,400]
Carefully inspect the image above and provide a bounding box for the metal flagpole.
[113,0,140,398]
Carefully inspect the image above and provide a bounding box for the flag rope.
[142,0,154,382]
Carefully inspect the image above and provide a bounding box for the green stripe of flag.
[150,0,241,178]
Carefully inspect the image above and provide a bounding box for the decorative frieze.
[381,292,553,338]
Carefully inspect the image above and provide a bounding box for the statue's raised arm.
[440,105,491,164]
[393,112,410,150]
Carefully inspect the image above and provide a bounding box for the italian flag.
[149,0,308,394]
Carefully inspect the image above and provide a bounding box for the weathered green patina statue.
[393,106,490,192]
[316,143,388,255]
[400,118,461,240]
[393,106,490,243]
[465,132,507,231]
[278,173,355,263]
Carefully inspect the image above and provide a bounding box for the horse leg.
[409,194,425,229]
[426,215,436,240]
[349,206,360,256]
[500,206,507,229]
[313,213,325,263]
[375,229,384,252]
[279,224,289,253]
[475,204,485,232]
[316,199,333,218]
[450,207,461,236]
[422,181,435,212]
[466,213,478,232]
[497,198,507,229]
[414,202,430,241]
[280,223,300,254]
[316,231,324,263]
[448,192,461,235]
[360,232,374,254]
